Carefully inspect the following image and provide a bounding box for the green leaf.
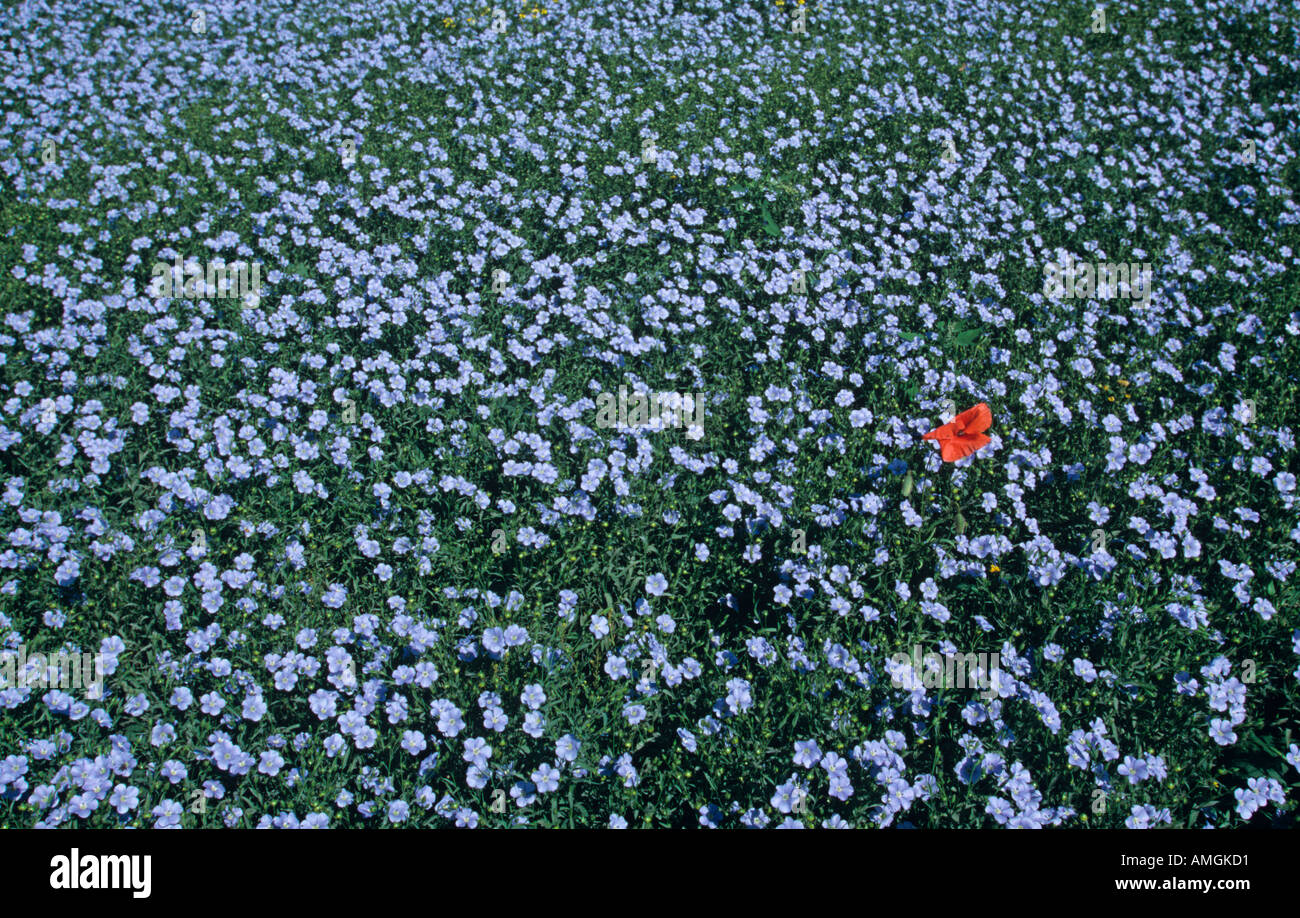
[955,329,984,346]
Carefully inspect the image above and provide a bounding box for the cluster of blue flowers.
[0,0,1297,828]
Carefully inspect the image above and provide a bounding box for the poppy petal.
[940,438,974,462]
[922,406,993,462]
[963,432,992,451]
[939,433,991,462]
[922,420,957,441]
[954,402,993,436]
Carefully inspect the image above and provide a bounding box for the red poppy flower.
[922,402,993,462]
